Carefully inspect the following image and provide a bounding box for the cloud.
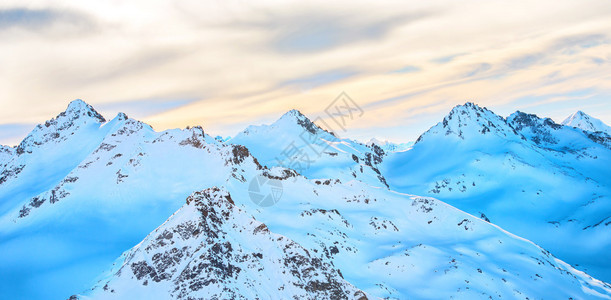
[391,66,421,74]
[256,10,431,53]
[553,33,609,53]
[0,0,610,143]
[431,53,465,64]
[279,69,358,91]
[0,8,57,29]
[0,7,95,33]
[463,63,492,78]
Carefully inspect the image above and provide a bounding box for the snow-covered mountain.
[79,171,611,299]
[228,109,389,188]
[381,103,611,282]
[80,187,366,299]
[1,100,610,299]
[562,110,611,135]
[0,100,265,299]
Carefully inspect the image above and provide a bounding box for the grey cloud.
[225,9,432,54]
[506,54,545,70]
[431,53,466,64]
[271,13,428,53]
[0,8,95,32]
[501,33,609,72]
[553,33,609,53]
[463,63,492,78]
[279,69,358,90]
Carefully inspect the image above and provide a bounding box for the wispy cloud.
[463,63,492,78]
[391,66,421,74]
[0,7,95,34]
[0,0,610,142]
[279,69,358,91]
[235,9,432,54]
[431,53,465,64]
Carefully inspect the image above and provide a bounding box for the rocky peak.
[445,103,509,133]
[446,102,496,121]
[507,111,562,146]
[61,99,106,123]
[84,187,366,299]
[115,112,128,121]
[283,108,307,118]
[416,102,520,143]
[14,100,107,155]
[277,109,326,135]
[562,110,611,135]
[507,110,611,150]
[508,111,562,131]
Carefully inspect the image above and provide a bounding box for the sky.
[1,0,610,145]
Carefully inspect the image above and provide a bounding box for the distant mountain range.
[381,103,611,281]
[0,100,610,299]
[562,110,611,135]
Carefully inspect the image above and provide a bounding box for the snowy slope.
[2,100,611,299]
[78,171,611,299]
[366,138,413,153]
[0,101,264,299]
[0,100,113,216]
[228,110,389,188]
[381,103,611,282]
[79,187,366,300]
[562,110,611,135]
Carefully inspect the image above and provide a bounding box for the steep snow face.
[0,102,264,300]
[229,109,388,188]
[382,103,611,282]
[562,110,611,135]
[80,187,365,300]
[82,175,611,299]
[0,100,117,216]
[15,99,106,156]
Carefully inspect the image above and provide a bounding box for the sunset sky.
[1,0,610,145]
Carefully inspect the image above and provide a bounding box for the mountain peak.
[507,110,565,146]
[87,187,364,299]
[563,110,591,124]
[276,109,325,135]
[419,102,519,142]
[562,110,611,134]
[114,112,128,121]
[278,109,309,122]
[62,99,106,123]
[284,108,305,116]
[448,102,486,115]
